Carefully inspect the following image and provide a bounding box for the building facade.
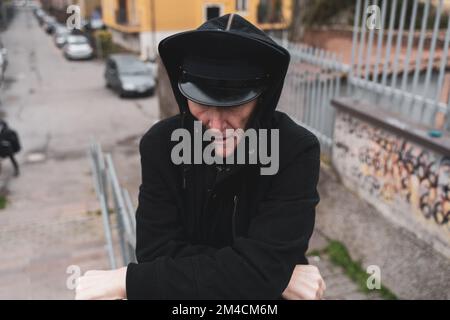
[100,0,292,60]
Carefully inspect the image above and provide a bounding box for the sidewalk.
[307,229,385,300]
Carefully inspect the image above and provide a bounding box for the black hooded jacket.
[126,15,321,299]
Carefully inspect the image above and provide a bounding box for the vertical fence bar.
[121,188,136,262]
[381,0,397,88]
[372,0,388,84]
[299,75,306,122]
[365,0,378,81]
[411,0,430,94]
[111,181,128,266]
[422,0,443,99]
[325,76,332,140]
[409,0,430,118]
[315,76,322,130]
[290,73,296,119]
[89,144,117,269]
[294,72,301,121]
[107,155,134,246]
[421,0,444,123]
[326,77,335,141]
[357,0,369,80]
[106,154,134,266]
[349,0,362,94]
[390,0,408,91]
[123,189,136,234]
[319,77,328,134]
[435,15,450,103]
[401,0,419,92]
[332,76,341,143]
[305,72,312,126]
[310,74,317,127]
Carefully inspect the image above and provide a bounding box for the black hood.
[158,14,291,128]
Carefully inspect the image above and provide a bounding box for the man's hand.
[282,265,326,300]
[75,267,127,300]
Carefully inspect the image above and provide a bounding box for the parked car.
[63,35,94,60]
[0,40,8,84]
[34,8,46,25]
[43,16,57,34]
[53,25,70,48]
[104,54,156,97]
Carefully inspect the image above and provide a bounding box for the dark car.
[43,16,58,34]
[104,54,156,97]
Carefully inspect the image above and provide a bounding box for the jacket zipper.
[232,195,238,241]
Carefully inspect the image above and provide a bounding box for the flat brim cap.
[178,54,269,107]
[159,30,287,107]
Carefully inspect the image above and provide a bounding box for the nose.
[207,107,227,132]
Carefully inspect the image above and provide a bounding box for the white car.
[63,35,94,60]
[53,25,69,48]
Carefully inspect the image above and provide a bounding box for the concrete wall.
[320,97,450,299]
[332,99,450,259]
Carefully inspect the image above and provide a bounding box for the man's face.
[187,99,258,158]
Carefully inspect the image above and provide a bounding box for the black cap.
[178,55,270,107]
[159,14,289,108]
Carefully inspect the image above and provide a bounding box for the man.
[76,14,325,300]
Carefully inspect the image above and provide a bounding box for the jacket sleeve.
[133,130,217,264]
[126,134,320,299]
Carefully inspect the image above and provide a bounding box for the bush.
[94,29,114,59]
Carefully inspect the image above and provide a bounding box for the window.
[205,4,223,21]
[257,0,284,24]
[235,0,248,12]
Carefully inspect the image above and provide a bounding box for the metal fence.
[275,0,450,159]
[276,40,350,158]
[88,141,136,269]
[348,0,450,129]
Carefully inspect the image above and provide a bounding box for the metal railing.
[88,141,136,269]
[274,0,450,159]
[275,40,349,157]
[348,0,450,130]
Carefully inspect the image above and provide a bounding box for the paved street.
[0,7,158,299]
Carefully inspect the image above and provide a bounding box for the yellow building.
[100,0,292,60]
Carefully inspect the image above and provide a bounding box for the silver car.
[105,54,156,97]
[53,25,70,48]
[63,35,93,60]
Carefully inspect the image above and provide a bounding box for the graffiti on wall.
[333,113,450,234]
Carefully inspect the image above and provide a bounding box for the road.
[0,7,158,299]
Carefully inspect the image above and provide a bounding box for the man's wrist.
[116,266,128,299]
